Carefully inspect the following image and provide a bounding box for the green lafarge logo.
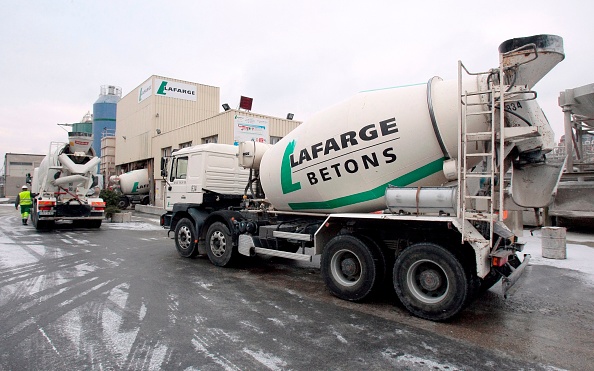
[280,140,301,194]
[157,81,169,95]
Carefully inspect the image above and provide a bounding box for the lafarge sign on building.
[155,78,197,101]
[138,78,198,103]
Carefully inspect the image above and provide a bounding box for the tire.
[87,220,102,228]
[174,218,199,258]
[205,222,236,267]
[393,243,468,321]
[117,196,130,210]
[140,196,150,205]
[321,235,385,302]
[32,201,54,231]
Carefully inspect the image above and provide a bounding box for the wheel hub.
[210,231,226,257]
[419,269,442,291]
[341,258,359,277]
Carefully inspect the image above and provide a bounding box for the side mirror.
[25,173,32,184]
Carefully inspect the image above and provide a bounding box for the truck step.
[464,211,497,221]
[464,173,495,179]
[272,231,313,241]
[465,152,493,157]
[466,132,496,141]
[253,247,312,261]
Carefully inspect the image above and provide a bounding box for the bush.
[100,189,122,219]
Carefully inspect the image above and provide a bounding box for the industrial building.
[114,75,301,208]
[1,153,45,200]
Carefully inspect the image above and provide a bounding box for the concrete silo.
[92,85,122,157]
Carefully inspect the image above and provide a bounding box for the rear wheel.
[87,220,102,228]
[117,196,130,209]
[174,218,199,258]
[205,222,236,267]
[32,201,54,231]
[321,235,385,302]
[394,243,468,321]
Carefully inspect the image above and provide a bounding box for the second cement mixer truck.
[110,169,151,209]
[161,34,566,321]
[29,131,105,230]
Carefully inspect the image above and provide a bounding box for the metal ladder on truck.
[457,62,506,246]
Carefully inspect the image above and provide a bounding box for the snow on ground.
[519,228,594,285]
[104,220,163,231]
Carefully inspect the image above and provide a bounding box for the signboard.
[239,96,253,111]
[233,115,269,145]
[138,80,153,103]
[155,78,197,101]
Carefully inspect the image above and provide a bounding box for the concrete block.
[111,212,132,223]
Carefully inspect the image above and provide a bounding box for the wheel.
[174,218,199,258]
[321,235,385,302]
[140,196,150,205]
[87,220,102,228]
[32,201,54,231]
[393,243,468,321]
[117,196,130,209]
[205,222,236,267]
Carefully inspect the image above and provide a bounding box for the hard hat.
[22,185,28,189]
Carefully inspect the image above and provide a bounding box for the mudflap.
[502,253,531,298]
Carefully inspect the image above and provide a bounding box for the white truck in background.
[30,131,105,230]
[161,34,566,321]
[110,169,151,209]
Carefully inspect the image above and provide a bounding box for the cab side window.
[170,157,188,181]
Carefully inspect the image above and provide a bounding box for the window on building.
[179,141,192,149]
[170,156,188,181]
[161,147,172,158]
[270,136,283,145]
[202,135,218,144]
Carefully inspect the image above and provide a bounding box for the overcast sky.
[1,1,592,171]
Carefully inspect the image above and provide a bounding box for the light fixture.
[156,129,161,134]
[155,113,159,117]
[286,113,294,120]
[222,103,231,111]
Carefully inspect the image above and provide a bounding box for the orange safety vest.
[19,190,32,206]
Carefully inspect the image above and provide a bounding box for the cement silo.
[92,85,122,157]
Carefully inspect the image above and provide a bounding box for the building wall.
[115,76,220,165]
[100,136,116,186]
[114,75,300,207]
[3,153,45,200]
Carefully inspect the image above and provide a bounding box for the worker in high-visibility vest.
[15,185,32,225]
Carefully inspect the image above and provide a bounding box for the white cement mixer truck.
[111,169,150,209]
[30,131,105,230]
[161,34,566,321]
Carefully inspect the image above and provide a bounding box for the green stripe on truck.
[288,157,445,211]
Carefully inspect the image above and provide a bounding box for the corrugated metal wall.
[114,75,301,207]
[115,75,219,165]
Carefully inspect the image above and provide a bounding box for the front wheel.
[174,218,199,258]
[393,243,468,321]
[205,222,236,267]
[321,235,385,302]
